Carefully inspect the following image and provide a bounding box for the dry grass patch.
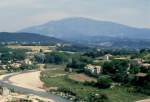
[69,73,97,82]
[7,45,52,52]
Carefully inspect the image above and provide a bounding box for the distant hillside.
[20,17,150,40]
[19,17,150,48]
[0,32,63,44]
[74,36,150,49]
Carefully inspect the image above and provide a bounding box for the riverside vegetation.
[1,45,150,102]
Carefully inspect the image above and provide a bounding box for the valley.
[0,0,150,102]
[0,44,150,102]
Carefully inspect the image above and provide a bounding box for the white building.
[104,54,112,61]
[24,59,32,65]
[84,64,102,75]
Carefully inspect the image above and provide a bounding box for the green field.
[40,64,149,102]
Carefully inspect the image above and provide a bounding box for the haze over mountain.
[20,17,150,40]
[0,32,63,44]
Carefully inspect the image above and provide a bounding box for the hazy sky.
[0,0,149,31]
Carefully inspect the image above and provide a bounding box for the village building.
[130,58,150,69]
[141,63,150,69]
[131,58,143,65]
[43,49,52,53]
[84,64,102,75]
[10,63,21,68]
[135,73,147,77]
[24,59,32,65]
[104,54,112,61]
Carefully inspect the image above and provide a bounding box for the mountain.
[19,17,150,48]
[20,17,150,40]
[0,32,64,44]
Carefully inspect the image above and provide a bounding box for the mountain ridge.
[20,17,150,40]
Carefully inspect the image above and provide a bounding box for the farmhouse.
[24,59,32,65]
[135,73,147,77]
[141,63,150,69]
[104,54,112,61]
[84,64,102,75]
[131,59,143,65]
[10,63,21,68]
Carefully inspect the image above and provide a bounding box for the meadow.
[40,64,150,102]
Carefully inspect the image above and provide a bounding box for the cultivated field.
[7,45,55,52]
[69,73,96,82]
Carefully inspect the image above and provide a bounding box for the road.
[0,71,71,102]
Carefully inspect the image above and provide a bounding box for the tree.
[12,49,26,60]
[34,53,46,63]
[102,60,129,83]
[97,75,112,89]
[66,59,85,71]
[129,64,141,74]
[45,52,68,64]
[20,64,35,70]
[0,46,27,63]
[102,61,114,74]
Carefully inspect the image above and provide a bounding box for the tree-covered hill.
[0,32,64,44]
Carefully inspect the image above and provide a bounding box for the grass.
[43,64,67,76]
[69,73,96,82]
[44,64,66,69]
[0,70,7,75]
[7,45,54,52]
[40,64,150,102]
[99,87,149,102]
[42,69,67,77]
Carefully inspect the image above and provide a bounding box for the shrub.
[86,93,110,102]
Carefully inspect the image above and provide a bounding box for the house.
[10,63,21,68]
[141,63,150,69]
[131,59,150,69]
[104,54,112,61]
[135,73,147,77]
[24,59,32,65]
[43,49,52,53]
[84,64,102,75]
[131,59,143,65]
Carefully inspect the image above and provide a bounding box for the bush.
[58,87,76,96]
[86,93,110,102]
[84,81,97,86]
